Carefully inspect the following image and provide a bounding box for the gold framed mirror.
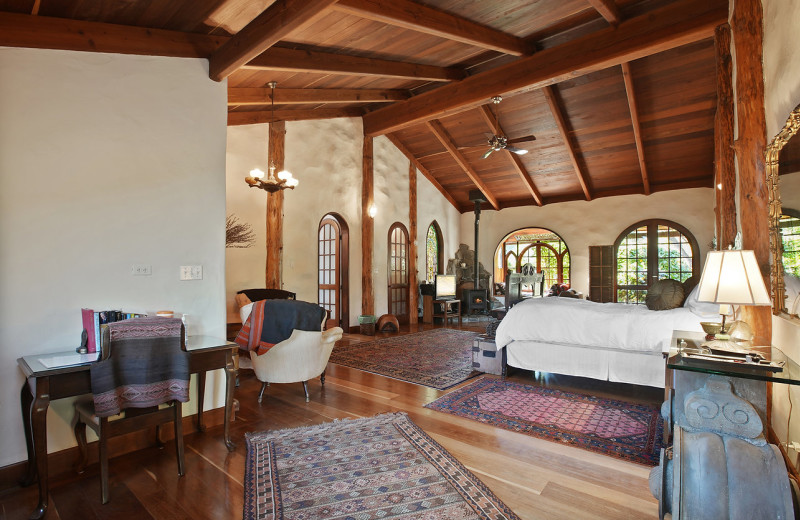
[768,103,800,314]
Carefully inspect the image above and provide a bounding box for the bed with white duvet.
[494,290,717,388]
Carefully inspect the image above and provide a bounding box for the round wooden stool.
[376,314,399,332]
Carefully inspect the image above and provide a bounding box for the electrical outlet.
[131,264,151,276]
[180,265,203,280]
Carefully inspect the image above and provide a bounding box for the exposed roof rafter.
[541,86,593,201]
[209,0,338,82]
[426,120,500,210]
[621,62,651,195]
[228,87,410,106]
[334,0,533,56]
[228,107,364,126]
[362,0,727,136]
[244,46,465,82]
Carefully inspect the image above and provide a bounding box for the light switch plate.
[180,265,203,280]
[132,264,151,276]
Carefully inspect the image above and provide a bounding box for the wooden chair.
[73,317,190,504]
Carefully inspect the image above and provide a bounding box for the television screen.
[435,274,457,299]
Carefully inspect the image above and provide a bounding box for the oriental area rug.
[425,377,663,466]
[328,329,479,390]
[243,413,520,520]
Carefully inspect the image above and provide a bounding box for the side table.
[432,298,461,326]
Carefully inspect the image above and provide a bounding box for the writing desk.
[17,335,237,519]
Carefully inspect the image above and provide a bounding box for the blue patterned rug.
[329,329,479,389]
[244,413,520,520]
[426,377,663,465]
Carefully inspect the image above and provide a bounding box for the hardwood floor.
[0,320,661,519]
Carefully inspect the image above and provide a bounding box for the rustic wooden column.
[408,162,418,325]
[731,0,771,345]
[362,131,374,316]
[265,121,285,290]
[714,23,736,250]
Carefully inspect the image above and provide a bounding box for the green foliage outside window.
[781,214,800,277]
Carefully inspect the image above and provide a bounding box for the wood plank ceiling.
[0,0,727,212]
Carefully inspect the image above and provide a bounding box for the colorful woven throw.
[328,328,479,389]
[426,377,664,465]
[244,413,520,520]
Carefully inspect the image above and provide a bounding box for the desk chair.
[73,317,190,504]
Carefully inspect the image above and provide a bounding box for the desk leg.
[20,377,50,519]
[663,357,673,446]
[223,350,236,451]
[196,372,206,432]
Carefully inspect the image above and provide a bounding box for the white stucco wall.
[225,125,269,322]
[283,118,365,324]
[0,47,228,467]
[460,188,716,296]
[762,0,800,446]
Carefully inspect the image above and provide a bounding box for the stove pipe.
[468,190,488,289]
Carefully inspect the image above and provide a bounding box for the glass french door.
[318,217,341,330]
[388,222,410,324]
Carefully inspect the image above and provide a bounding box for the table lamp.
[696,250,771,351]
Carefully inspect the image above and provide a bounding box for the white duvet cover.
[495,297,708,354]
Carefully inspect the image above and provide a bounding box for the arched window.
[425,221,443,282]
[388,222,410,324]
[493,228,570,290]
[780,209,800,277]
[614,219,699,304]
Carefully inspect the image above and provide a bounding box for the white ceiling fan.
[482,96,536,159]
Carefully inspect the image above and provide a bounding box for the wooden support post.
[731,0,771,345]
[408,161,418,325]
[265,121,285,290]
[715,24,736,250]
[362,130,375,316]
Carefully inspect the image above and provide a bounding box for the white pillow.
[239,302,254,324]
[683,285,721,318]
[785,272,800,315]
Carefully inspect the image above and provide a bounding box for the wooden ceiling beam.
[334,0,532,56]
[244,47,464,82]
[0,12,225,58]
[362,0,727,136]
[228,108,364,126]
[426,120,500,210]
[228,87,409,106]
[385,135,460,210]
[209,0,338,82]
[478,105,542,206]
[542,86,593,201]
[621,62,651,195]
[586,0,622,26]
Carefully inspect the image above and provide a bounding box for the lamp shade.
[696,250,771,305]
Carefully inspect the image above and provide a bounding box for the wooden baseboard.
[0,408,226,493]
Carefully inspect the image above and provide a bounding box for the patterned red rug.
[329,329,479,390]
[425,377,663,465]
[244,413,520,520]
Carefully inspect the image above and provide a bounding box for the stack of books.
[81,308,146,353]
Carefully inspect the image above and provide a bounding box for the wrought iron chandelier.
[244,81,298,193]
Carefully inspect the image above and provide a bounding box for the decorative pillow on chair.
[646,279,684,310]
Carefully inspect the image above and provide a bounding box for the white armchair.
[250,326,343,402]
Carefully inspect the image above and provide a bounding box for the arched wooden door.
[388,222,410,324]
[318,214,349,329]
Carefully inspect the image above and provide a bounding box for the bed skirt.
[505,340,666,388]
